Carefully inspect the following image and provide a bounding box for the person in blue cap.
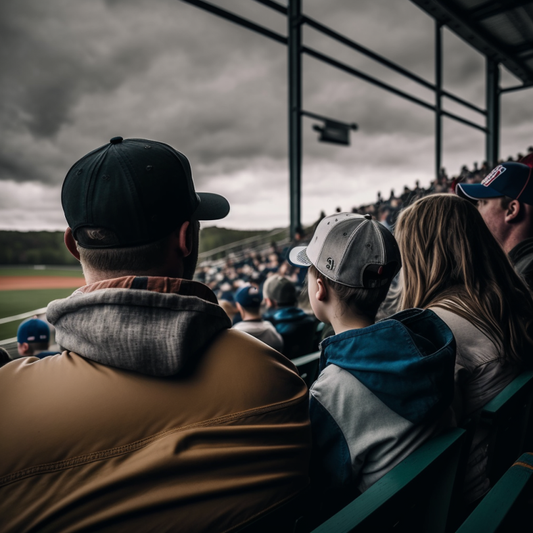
[457,161,533,290]
[16,317,58,359]
[232,284,284,352]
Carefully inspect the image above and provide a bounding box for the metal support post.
[486,58,500,168]
[435,21,443,182]
[288,0,302,239]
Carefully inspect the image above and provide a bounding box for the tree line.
[0,227,278,266]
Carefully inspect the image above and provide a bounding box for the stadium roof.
[411,0,533,87]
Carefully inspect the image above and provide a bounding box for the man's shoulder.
[510,237,533,279]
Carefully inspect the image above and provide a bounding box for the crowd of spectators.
[353,146,533,228]
[3,134,533,532]
[195,146,533,314]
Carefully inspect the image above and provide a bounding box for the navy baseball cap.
[17,318,50,344]
[234,285,263,308]
[62,137,230,248]
[457,162,533,206]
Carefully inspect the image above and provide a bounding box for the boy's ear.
[265,297,276,308]
[316,277,328,302]
[18,342,30,356]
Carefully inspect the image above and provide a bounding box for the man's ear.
[316,277,328,302]
[177,220,192,258]
[505,200,522,223]
[64,228,80,260]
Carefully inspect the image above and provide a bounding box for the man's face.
[477,197,507,245]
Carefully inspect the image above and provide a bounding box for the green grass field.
[0,289,77,340]
[0,267,84,340]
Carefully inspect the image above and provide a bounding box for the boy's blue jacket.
[310,308,456,492]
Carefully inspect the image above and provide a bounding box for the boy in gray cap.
[290,212,455,501]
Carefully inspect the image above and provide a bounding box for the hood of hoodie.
[320,308,455,425]
[47,276,232,377]
[272,306,311,324]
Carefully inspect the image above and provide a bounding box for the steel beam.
[436,21,443,182]
[288,0,302,238]
[486,59,500,168]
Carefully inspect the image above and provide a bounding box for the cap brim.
[195,192,230,220]
[288,246,312,267]
[456,183,502,202]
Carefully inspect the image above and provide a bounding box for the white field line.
[0,307,48,325]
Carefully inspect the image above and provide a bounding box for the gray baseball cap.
[289,213,401,288]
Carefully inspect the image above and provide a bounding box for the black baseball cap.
[62,136,230,248]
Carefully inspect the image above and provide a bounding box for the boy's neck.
[330,313,374,335]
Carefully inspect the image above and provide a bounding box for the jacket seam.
[0,394,306,488]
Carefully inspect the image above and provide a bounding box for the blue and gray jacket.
[310,308,456,492]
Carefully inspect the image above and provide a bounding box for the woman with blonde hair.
[395,193,533,507]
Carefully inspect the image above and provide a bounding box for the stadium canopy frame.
[181,0,533,238]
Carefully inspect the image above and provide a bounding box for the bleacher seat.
[455,452,533,533]
[292,351,320,387]
[479,368,533,484]
[309,427,467,533]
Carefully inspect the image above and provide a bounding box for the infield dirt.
[0,276,85,291]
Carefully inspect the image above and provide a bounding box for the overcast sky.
[1,0,532,232]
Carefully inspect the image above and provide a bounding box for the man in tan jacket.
[0,137,311,532]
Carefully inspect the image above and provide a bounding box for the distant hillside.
[199,226,288,256]
[0,231,78,266]
[0,228,287,266]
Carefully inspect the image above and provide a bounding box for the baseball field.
[0,266,85,341]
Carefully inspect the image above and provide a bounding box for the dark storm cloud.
[0,0,438,185]
[0,0,531,231]
[0,0,292,185]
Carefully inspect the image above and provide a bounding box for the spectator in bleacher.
[232,284,284,352]
[377,204,392,231]
[16,317,58,359]
[395,193,533,508]
[290,213,455,500]
[263,274,318,359]
[0,347,11,368]
[457,162,533,291]
[218,298,239,323]
[0,137,311,533]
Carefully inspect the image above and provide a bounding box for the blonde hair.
[395,193,533,366]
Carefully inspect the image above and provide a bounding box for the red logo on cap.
[482,165,506,187]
